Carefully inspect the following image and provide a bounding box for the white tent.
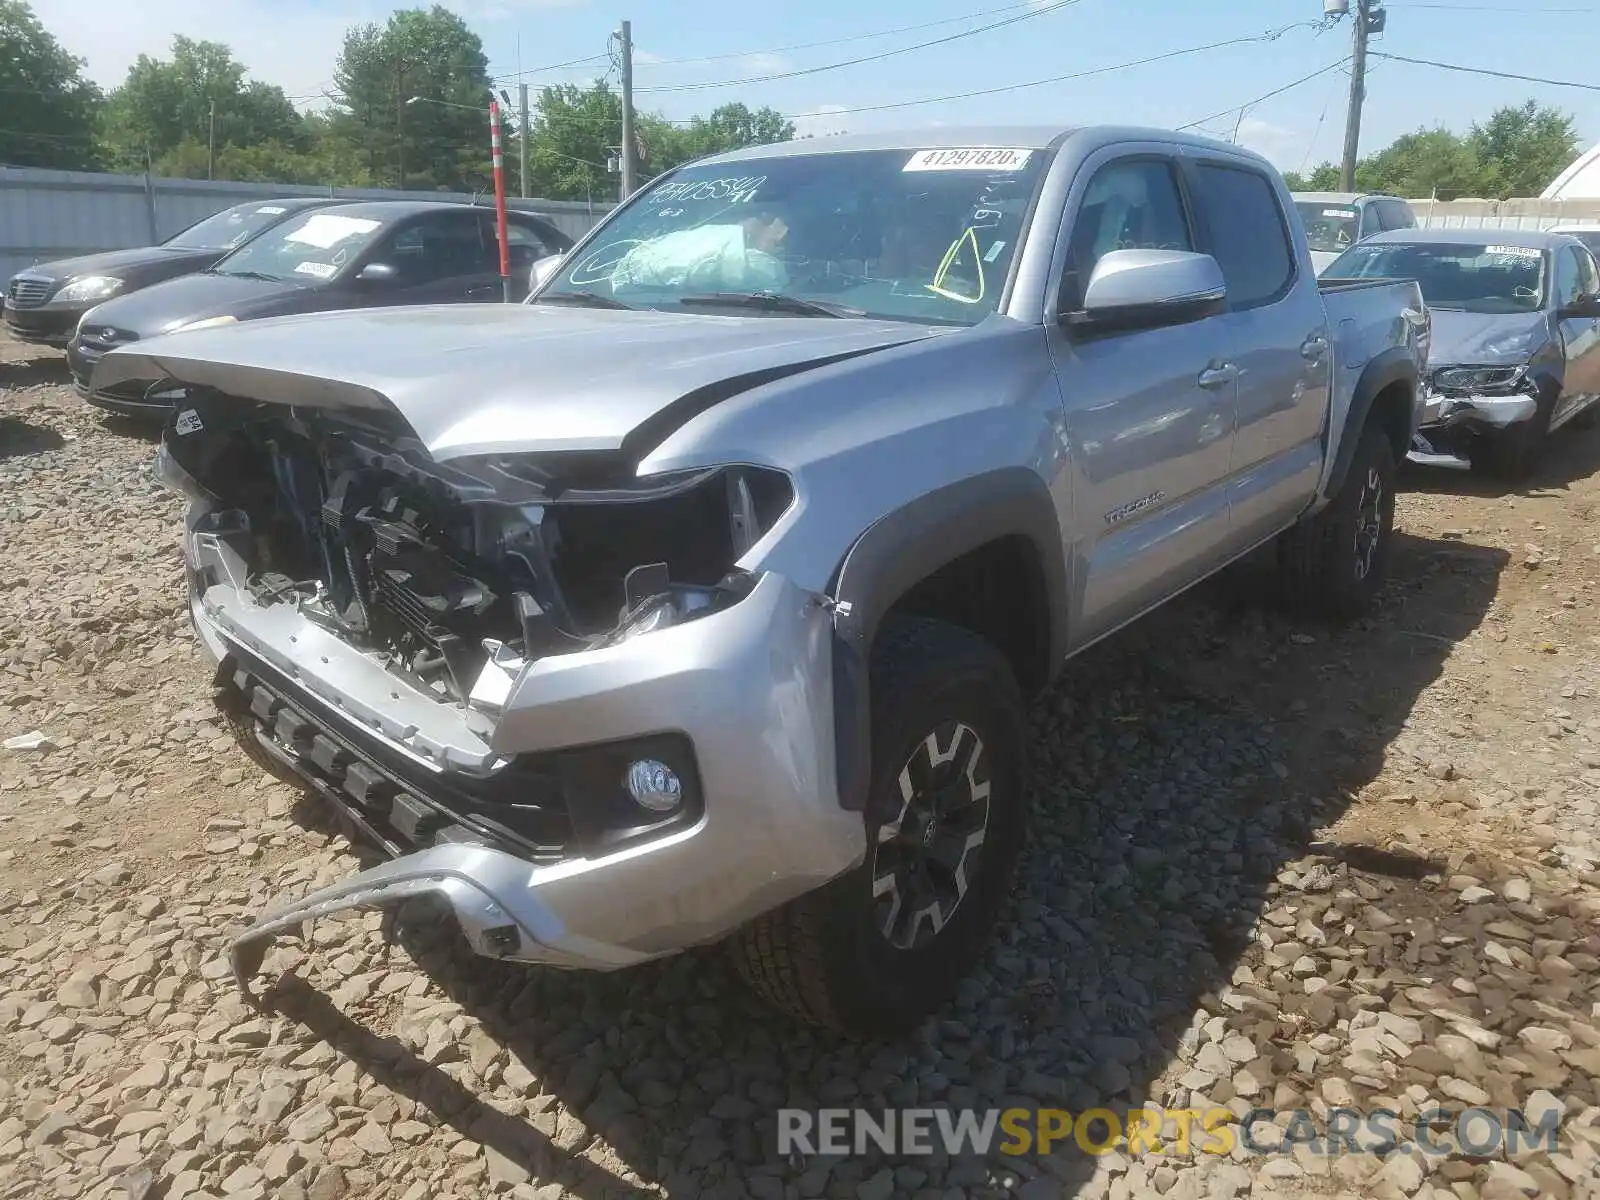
[1543,143,1600,200]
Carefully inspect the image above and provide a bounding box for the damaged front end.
[1407,365,1542,470]
[158,393,864,995]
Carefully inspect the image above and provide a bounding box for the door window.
[495,216,561,275]
[1064,158,1193,306]
[1555,246,1585,309]
[1191,164,1294,309]
[1381,201,1416,231]
[1575,246,1600,299]
[384,211,494,285]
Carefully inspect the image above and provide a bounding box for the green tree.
[1355,128,1484,200]
[0,0,102,169]
[1469,101,1579,198]
[99,37,305,176]
[522,81,621,203]
[327,5,492,191]
[677,102,795,159]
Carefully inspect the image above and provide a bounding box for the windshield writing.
[164,202,303,251]
[1294,202,1359,255]
[1323,242,1547,314]
[210,212,385,282]
[540,148,1049,324]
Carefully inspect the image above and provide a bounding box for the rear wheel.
[733,617,1026,1037]
[1277,423,1397,620]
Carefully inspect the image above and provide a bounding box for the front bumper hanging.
[1406,389,1540,470]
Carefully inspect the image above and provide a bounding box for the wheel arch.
[1323,347,1417,505]
[827,467,1068,813]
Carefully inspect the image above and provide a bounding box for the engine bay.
[163,399,794,708]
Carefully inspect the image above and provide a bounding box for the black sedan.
[3,197,343,348]
[71,200,573,418]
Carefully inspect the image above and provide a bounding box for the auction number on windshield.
[903,148,1033,172]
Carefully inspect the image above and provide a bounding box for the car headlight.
[54,276,124,303]
[168,314,239,334]
[1432,365,1528,395]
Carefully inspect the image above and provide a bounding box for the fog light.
[625,759,683,813]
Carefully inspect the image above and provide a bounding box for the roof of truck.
[690,125,1273,167]
[1292,191,1405,204]
[1362,226,1583,250]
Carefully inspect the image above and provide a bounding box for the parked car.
[2,198,348,350]
[69,200,573,417]
[97,126,1426,1035]
[1291,191,1416,274]
[1323,228,1600,476]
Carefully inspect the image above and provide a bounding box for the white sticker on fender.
[904,148,1032,172]
[174,409,204,436]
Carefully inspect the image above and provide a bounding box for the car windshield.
[538,147,1050,325]
[1295,202,1361,255]
[208,210,388,283]
[162,202,306,251]
[1323,241,1548,314]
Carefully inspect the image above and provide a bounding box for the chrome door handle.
[1301,334,1329,361]
[1197,362,1238,390]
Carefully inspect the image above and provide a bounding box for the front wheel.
[733,617,1026,1037]
[1276,424,1397,620]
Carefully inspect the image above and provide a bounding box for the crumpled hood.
[1426,308,1549,367]
[15,246,214,287]
[93,303,943,459]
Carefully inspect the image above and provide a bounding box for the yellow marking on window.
[925,227,985,304]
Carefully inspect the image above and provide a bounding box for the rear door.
[1043,149,1239,649]
[1553,243,1600,419]
[1183,155,1331,553]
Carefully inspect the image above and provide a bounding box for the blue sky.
[34,0,1600,173]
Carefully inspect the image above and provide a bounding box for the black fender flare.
[1323,346,1418,503]
[827,467,1068,812]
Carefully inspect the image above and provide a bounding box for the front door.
[1044,152,1238,650]
[377,210,502,305]
[1553,244,1600,423]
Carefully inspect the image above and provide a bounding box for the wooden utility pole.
[1340,0,1375,191]
[519,82,531,199]
[618,19,636,201]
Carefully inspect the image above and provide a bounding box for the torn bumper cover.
[1407,389,1541,468]
[203,554,867,994]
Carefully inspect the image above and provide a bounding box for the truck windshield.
[1324,241,1548,314]
[1294,202,1360,255]
[538,147,1050,324]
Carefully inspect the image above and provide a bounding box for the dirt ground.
[2,330,1598,1200]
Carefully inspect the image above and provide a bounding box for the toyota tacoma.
[97,126,1428,1036]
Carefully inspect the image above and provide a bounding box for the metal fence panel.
[1405,196,1600,232]
[0,165,613,280]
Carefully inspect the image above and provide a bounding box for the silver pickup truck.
[96,126,1427,1036]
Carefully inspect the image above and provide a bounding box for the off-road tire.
[732,617,1026,1037]
[1475,388,1555,479]
[1277,423,1397,620]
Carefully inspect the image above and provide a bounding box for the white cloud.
[734,53,791,77]
[792,104,849,139]
[1233,117,1306,170]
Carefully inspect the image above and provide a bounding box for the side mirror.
[1066,249,1227,333]
[1558,294,1600,319]
[530,253,564,291]
[355,261,398,285]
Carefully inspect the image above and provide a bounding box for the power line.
[1385,2,1597,10]
[635,1,1047,66]
[1370,50,1600,90]
[492,53,612,84]
[1176,59,1353,134]
[750,21,1326,119]
[634,0,1087,94]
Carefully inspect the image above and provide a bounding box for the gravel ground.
[3,332,1600,1200]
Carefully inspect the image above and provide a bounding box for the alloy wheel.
[1353,464,1384,581]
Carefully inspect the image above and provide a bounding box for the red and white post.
[489,100,512,302]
